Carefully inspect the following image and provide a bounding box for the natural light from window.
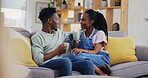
[1,8,26,28]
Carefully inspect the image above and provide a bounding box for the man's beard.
[53,29,57,31]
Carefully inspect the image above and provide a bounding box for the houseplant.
[145,18,148,22]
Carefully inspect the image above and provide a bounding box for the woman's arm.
[88,42,104,54]
[72,42,104,55]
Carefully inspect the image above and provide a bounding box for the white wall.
[0,0,1,12]
[128,0,148,46]
[26,0,49,32]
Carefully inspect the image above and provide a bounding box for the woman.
[68,9,111,75]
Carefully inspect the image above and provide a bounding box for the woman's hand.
[71,48,84,56]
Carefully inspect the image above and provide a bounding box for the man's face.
[50,13,59,31]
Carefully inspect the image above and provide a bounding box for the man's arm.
[32,36,67,64]
[31,36,44,65]
[44,43,66,61]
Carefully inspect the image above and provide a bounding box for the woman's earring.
[48,22,51,24]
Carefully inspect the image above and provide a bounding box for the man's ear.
[47,18,52,24]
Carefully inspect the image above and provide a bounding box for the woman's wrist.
[87,50,89,53]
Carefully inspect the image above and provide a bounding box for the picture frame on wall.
[35,2,48,23]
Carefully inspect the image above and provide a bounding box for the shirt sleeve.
[31,35,44,65]
[93,31,108,47]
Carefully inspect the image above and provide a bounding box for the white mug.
[63,42,69,53]
[73,32,80,41]
[57,42,69,57]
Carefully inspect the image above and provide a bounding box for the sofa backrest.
[10,27,127,38]
[108,31,126,37]
[9,27,31,38]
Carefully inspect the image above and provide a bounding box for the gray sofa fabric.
[111,61,148,78]
[108,31,126,37]
[27,67,55,78]
[136,45,148,61]
[9,27,31,38]
[10,27,148,78]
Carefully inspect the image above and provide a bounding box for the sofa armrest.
[135,45,148,61]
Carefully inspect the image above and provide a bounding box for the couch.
[10,27,148,78]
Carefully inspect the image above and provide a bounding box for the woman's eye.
[80,18,85,21]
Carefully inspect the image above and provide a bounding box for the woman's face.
[80,13,92,29]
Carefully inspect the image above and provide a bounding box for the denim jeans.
[40,58,95,77]
[72,60,95,75]
[39,58,72,77]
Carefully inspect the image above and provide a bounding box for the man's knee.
[61,58,72,67]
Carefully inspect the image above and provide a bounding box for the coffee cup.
[63,42,69,53]
[57,42,69,57]
[73,32,80,41]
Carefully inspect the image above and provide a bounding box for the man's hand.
[69,34,73,41]
[44,43,66,61]
[58,43,66,54]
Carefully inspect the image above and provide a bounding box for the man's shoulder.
[56,29,63,33]
[31,31,42,39]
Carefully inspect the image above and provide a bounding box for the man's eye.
[81,19,84,21]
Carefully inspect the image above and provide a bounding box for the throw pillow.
[104,37,138,65]
[9,29,37,67]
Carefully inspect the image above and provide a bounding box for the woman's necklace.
[85,28,94,37]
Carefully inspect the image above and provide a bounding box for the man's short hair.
[38,8,56,23]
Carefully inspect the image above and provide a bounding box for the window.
[1,0,27,28]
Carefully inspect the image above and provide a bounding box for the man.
[31,8,95,77]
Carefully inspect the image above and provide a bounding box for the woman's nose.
[79,20,82,24]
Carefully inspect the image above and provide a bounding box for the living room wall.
[27,0,49,32]
[128,0,148,46]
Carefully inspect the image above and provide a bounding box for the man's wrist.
[56,48,60,54]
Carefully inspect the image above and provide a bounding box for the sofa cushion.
[9,27,31,38]
[54,70,81,77]
[9,29,37,67]
[27,67,55,78]
[135,45,148,61]
[13,65,30,78]
[110,61,148,78]
[104,37,138,65]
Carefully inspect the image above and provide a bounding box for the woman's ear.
[90,20,94,25]
[47,18,52,24]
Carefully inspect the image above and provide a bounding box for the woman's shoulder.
[93,30,106,38]
[96,30,105,34]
